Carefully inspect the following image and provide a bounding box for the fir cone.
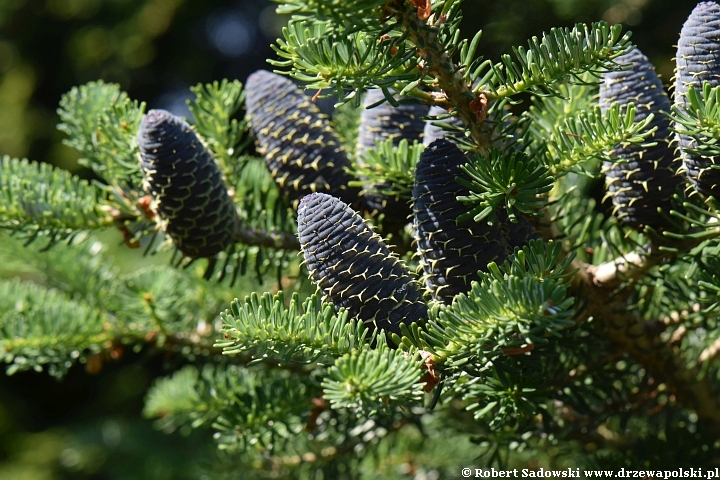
[675,1,720,197]
[245,70,359,209]
[297,192,427,335]
[138,109,238,258]
[356,89,428,224]
[413,139,508,304]
[600,47,681,229]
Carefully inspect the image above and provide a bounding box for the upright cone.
[245,70,359,209]
[138,109,238,258]
[600,47,680,229]
[355,88,428,224]
[413,139,508,304]
[675,1,720,198]
[297,192,427,335]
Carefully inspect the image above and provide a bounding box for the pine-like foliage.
[675,1,720,198]
[245,69,359,209]
[497,207,539,255]
[0,156,110,244]
[599,47,681,229]
[6,0,720,476]
[297,192,427,335]
[413,139,507,303]
[138,109,239,258]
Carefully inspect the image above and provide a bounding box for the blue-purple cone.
[423,105,465,147]
[245,70,360,209]
[413,139,508,304]
[356,89,428,223]
[356,89,428,158]
[599,47,681,229]
[298,192,427,335]
[675,1,720,197]
[138,109,238,258]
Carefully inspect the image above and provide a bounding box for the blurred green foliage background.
[0,0,704,477]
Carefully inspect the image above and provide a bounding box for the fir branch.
[0,232,117,307]
[270,19,420,103]
[672,81,720,158]
[695,249,720,314]
[0,278,110,378]
[232,225,300,250]
[230,157,298,250]
[144,365,314,452]
[456,148,553,223]
[393,2,493,149]
[110,265,230,339]
[401,240,576,366]
[350,138,424,200]
[322,348,425,415]
[187,79,249,177]
[331,99,363,154]
[216,292,376,364]
[578,277,720,431]
[521,80,597,149]
[476,22,632,100]
[533,195,720,432]
[504,239,578,284]
[456,370,552,427]
[433,273,575,363]
[520,80,597,167]
[144,365,202,418]
[0,156,112,243]
[276,0,388,27]
[398,243,577,429]
[57,81,145,187]
[540,103,656,175]
[546,179,639,265]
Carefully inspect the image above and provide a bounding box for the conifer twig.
[586,290,720,431]
[395,5,492,150]
[233,224,300,250]
[534,207,720,431]
[587,248,663,289]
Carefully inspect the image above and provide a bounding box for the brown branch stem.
[233,223,300,250]
[396,6,492,152]
[534,207,720,431]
